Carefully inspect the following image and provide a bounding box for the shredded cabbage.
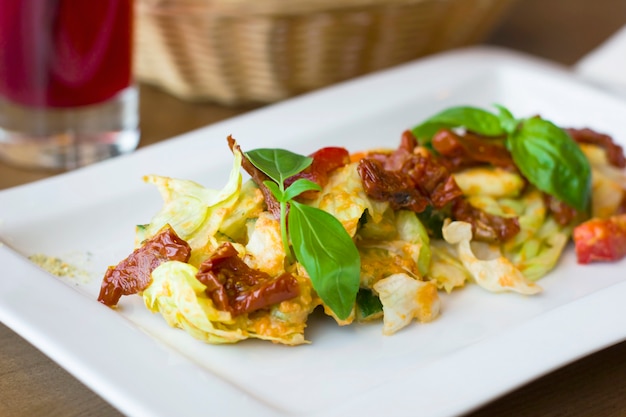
[442,221,542,295]
[138,150,243,265]
[428,240,471,292]
[144,260,313,345]
[144,261,247,344]
[373,273,440,335]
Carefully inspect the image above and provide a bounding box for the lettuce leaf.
[373,273,440,335]
[357,210,431,286]
[442,221,542,295]
[138,150,243,263]
[218,179,265,243]
[428,240,471,292]
[143,261,247,344]
[144,260,312,345]
[395,210,431,276]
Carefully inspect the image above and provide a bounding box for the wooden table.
[2,0,626,416]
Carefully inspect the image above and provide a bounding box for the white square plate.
[2,46,626,417]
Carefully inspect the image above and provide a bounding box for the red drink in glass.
[0,0,139,170]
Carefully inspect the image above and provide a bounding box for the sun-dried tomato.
[566,127,626,168]
[399,129,419,152]
[228,135,283,220]
[196,242,300,316]
[451,198,520,242]
[359,131,464,210]
[358,158,429,212]
[406,153,464,208]
[357,132,520,242]
[369,130,418,172]
[544,193,579,226]
[98,225,191,306]
[285,146,350,200]
[431,129,515,172]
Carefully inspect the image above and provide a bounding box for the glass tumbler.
[0,0,140,170]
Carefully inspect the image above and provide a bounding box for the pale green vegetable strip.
[502,189,547,253]
[395,210,431,276]
[218,179,264,242]
[513,217,570,281]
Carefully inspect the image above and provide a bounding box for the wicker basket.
[134,0,515,105]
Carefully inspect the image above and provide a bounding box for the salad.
[97,105,626,345]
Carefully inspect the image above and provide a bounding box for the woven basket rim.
[138,0,452,16]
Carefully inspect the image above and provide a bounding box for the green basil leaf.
[493,104,519,135]
[246,149,312,184]
[288,201,360,320]
[411,106,505,145]
[508,117,591,211]
[262,180,285,202]
[283,178,321,201]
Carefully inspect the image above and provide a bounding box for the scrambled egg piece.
[312,163,388,237]
[247,275,319,344]
[453,167,525,198]
[244,212,285,276]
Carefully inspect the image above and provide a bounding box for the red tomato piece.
[309,146,350,172]
[285,146,350,200]
[573,214,626,264]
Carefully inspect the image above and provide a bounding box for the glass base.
[0,87,139,171]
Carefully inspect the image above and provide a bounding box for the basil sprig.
[411,105,591,211]
[508,117,591,211]
[246,148,360,320]
[412,106,505,142]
